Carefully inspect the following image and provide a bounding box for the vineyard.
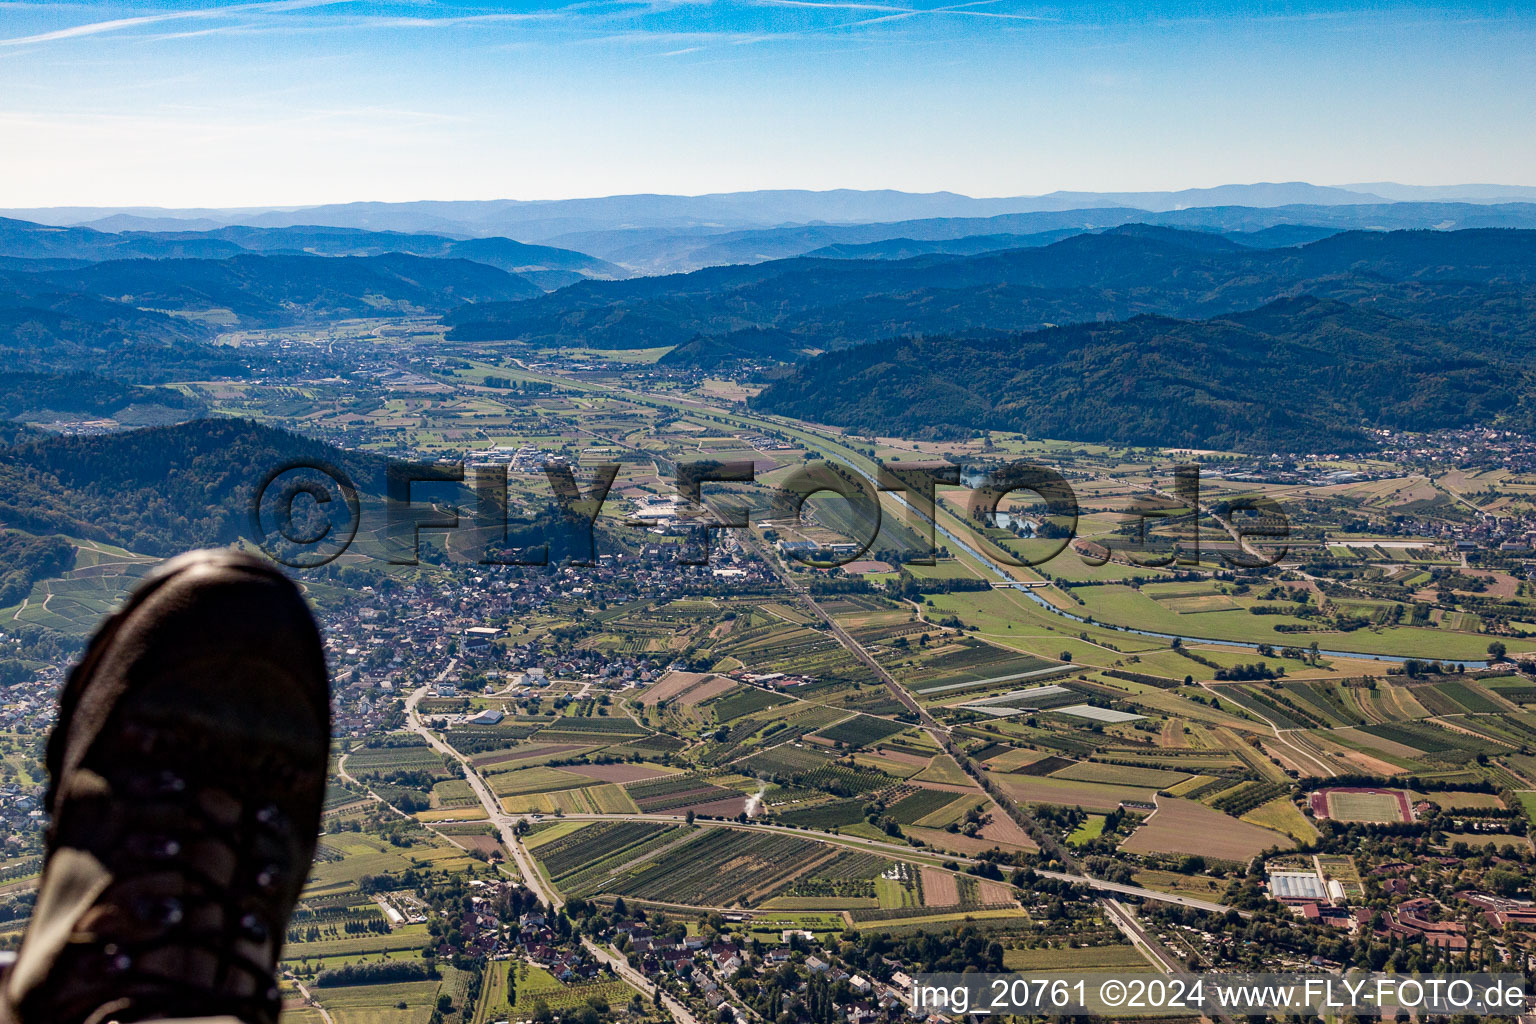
[1093,747,1245,772]
[1413,681,1504,716]
[814,714,906,747]
[625,772,745,813]
[887,788,966,825]
[344,743,453,779]
[534,717,649,744]
[781,851,888,901]
[1361,720,1506,760]
[606,733,688,759]
[596,827,831,906]
[431,779,479,808]
[1052,761,1192,789]
[708,621,870,686]
[819,851,890,882]
[487,766,592,797]
[961,684,1083,713]
[1209,780,1291,817]
[741,743,835,777]
[1455,712,1536,750]
[1211,685,1325,730]
[1278,682,1367,728]
[1182,776,1247,802]
[793,762,898,797]
[1006,754,1076,777]
[1487,682,1536,704]
[445,722,551,754]
[776,797,866,829]
[323,781,368,812]
[708,686,785,722]
[531,820,679,884]
[903,640,1058,691]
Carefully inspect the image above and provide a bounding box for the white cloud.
[0,0,352,47]
[752,0,1046,22]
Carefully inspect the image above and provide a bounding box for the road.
[1034,869,1234,916]
[394,660,1242,1019]
[474,367,1234,973]
[584,937,700,1024]
[521,810,1238,914]
[1100,902,1237,1024]
[400,682,1240,1024]
[1148,483,1275,569]
[1102,899,1183,974]
[403,679,563,907]
[424,368,1247,978]
[760,528,1226,963]
[284,972,337,1024]
[406,684,714,1023]
[701,408,1230,962]
[737,532,1061,857]
[1197,680,1336,778]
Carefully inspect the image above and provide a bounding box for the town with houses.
[8,400,1536,1023]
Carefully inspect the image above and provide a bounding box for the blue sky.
[0,0,1532,206]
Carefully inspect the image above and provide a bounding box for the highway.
[1102,899,1183,975]
[462,366,1243,973]
[1196,680,1336,778]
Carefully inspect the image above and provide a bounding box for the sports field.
[1314,787,1412,823]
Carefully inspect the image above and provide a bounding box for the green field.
[1003,945,1152,972]
[479,962,640,1021]
[1067,814,1106,846]
[1326,790,1408,823]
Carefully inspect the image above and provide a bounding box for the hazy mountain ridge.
[802,230,1121,261]
[8,192,1536,277]
[0,218,623,284]
[441,226,1536,354]
[546,201,1536,274]
[11,181,1535,236]
[0,264,222,378]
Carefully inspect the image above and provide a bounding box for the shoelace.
[43,769,294,1024]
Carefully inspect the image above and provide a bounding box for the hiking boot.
[1,549,331,1024]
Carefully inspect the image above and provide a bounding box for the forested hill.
[0,417,618,565]
[749,297,1533,453]
[32,252,541,320]
[441,227,1536,353]
[0,251,543,378]
[0,372,203,422]
[0,418,383,555]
